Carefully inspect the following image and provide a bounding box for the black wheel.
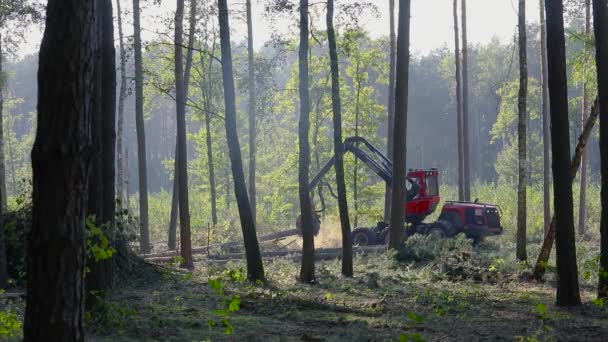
[352,228,377,246]
[428,226,446,238]
[378,227,389,245]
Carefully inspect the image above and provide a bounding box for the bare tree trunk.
[453,0,464,201]
[461,0,471,201]
[246,0,257,225]
[133,0,150,254]
[592,0,608,299]
[0,34,6,288]
[384,0,396,222]
[578,0,591,237]
[516,0,528,262]
[297,0,315,284]
[327,0,352,276]
[540,0,551,235]
[24,1,96,338]
[353,62,361,228]
[388,0,411,250]
[168,150,178,250]
[174,0,193,268]
[218,0,264,282]
[116,0,127,208]
[545,0,581,306]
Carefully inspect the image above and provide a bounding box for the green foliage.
[85,296,137,332]
[86,216,116,263]
[206,268,246,336]
[0,309,21,339]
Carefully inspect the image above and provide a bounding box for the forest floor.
[81,235,608,342]
[3,235,608,341]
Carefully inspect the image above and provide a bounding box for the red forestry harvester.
[302,136,503,245]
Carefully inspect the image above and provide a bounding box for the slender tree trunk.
[24,1,96,338]
[0,34,6,288]
[545,0,581,306]
[578,0,591,237]
[453,0,464,201]
[353,63,361,228]
[168,150,178,250]
[516,0,528,262]
[133,0,150,254]
[174,0,193,268]
[540,0,551,235]
[327,0,352,276]
[384,0,396,222]
[533,99,598,279]
[116,0,127,208]
[246,0,257,225]
[218,0,264,282]
[388,0,411,250]
[298,0,315,283]
[592,0,608,299]
[461,0,471,201]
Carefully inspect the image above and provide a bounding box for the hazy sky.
[20,0,541,58]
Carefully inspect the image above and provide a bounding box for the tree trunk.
[384,0,396,223]
[353,62,361,229]
[461,0,471,201]
[388,0,411,250]
[24,1,96,338]
[540,0,551,235]
[0,34,6,288]
[545,0,581,306]
[516,0,528,262]
[133,0,150,254]
[168,149,178,250]
[298,0,315,284]
[116,0,127,208]
[592,0,608,299]
[174,0,193,269]
[246,0,257,225]
[533,99,598,280]
[218,0,265,282]
[578,0,591,237]
[327,0,353,277]
[453,0,464,201]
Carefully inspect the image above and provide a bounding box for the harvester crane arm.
[308,136,419,200]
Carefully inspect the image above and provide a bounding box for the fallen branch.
[532,98,599,280]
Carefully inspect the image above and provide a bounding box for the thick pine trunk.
[388,0,411,250]
[174,0,193,268]
[327,0,353,277]
[545,0,581,306]
[116,0,127,208]
[453,0,464,201]
[516,0,528,262]
[384,0,396,222]
[578,0,591,237]
[533,99,598,279]
[592,0,608,299]
[246,0,257,225]
[540,0,551,235]
[133,0,150,254]
[298,0,315,283]
[24,1,96,338]
[218,0,264,282]
[461,0,471,201]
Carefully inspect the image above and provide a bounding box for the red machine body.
[405,169,441,224]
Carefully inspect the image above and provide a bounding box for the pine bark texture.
[24,0,96,338]
[133,0,150,254]
[578,0,591,237]
[298,0,315,283]
[545,0,581,306]
[592,0,608,299]
[516,0,528,262]
[116,0,127,207]
[453,0,465,201]
[327,0,353,277]
[247,0,257,225]
[174,0,193,268]
[461,0,471,201]
[218,0,265,282]
[539,0,551,234]
[388,0,411,250]
[384,0,396,222]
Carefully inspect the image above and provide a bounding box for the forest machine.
[300,136,504,245]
